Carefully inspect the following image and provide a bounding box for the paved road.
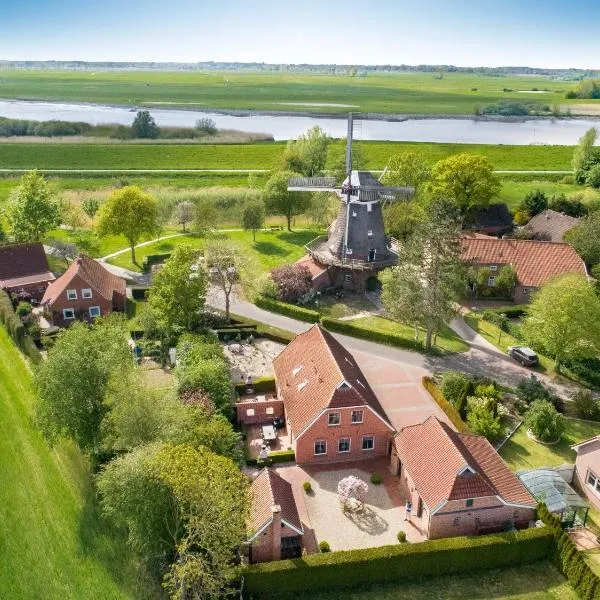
[207,287,583,399]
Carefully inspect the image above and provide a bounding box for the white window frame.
[88,306,101,318]
[82,288,93,299]
[63,308,75,320]
[338,438,351,453]
[351,410,364,424]
[487,276,496,287]
[362,435,375,451]
[367,202,373,213]
[266,407,274,415]
[328,412,341,426]
[490,265,498,272]
[66,289,77,300]
[587,471,600,494]
[344,274,352,283]
[345,248,353,255]
[314,440,327,455]
[246,408,255,417]
[367,229,373,237]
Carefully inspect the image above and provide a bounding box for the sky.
[1,0,600,69]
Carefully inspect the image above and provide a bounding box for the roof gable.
[42,254,125,306]
[524,210,579,242]
[0,243,54,286]
[461,235,587,288]
[272,325,393,437]
[394,417,535,510]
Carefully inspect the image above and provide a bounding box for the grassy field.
[107,229,321,271]
[269,562,575,600]
[500,418,600,471]
[0,69,593,116]
[0,140,575,171]
[0,327,160,599]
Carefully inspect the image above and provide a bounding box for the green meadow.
[0,69,594,115]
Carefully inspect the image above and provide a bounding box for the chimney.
[271,504,282,561]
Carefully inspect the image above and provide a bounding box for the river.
[0,99,598,145]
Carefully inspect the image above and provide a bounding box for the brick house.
[0,242,55,302]
[461,235,588,303]
[247,467,304,563]
[390,416,536,539]
[572,436,600,511]
[41,254,126,326]
[272,324,395,465]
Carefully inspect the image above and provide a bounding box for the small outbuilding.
[0,242,55,302]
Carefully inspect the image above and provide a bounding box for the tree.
[270,264,313,302]
[337,476,368,510]
[496,265,518,294]
[381,200,465,350]
[174,201,194,232]
[525,400,566,442]
[81,197,101,219]
[440,371,474,418]
[548,194,587,218]
[429,154,501,215]
[147,245,208,333]
[305,192,338,229]
[572,127,598,183]
[523,274,600,372]
[5,170,61,242]
[97,186,158,264]
[187,414,243,464]
[35,317,133,456]
[241,197,265,241]
[466,397,503,442]
[520,190,548,217]
[280,126,330,176]
[203,239,257,320]
[381,152,431,194]
[47,237,78,267]
[176,357,233,414]
[193,198,219,235]
[383,201,425,242]
[155,444,249,600]
[587,164,600,189]
[565,212,600,267]
[132,110,160,139]
[263,170,310,231]
[195,118,217,135]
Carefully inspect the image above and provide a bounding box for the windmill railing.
[305,236,399,271]
[288,176,338,190]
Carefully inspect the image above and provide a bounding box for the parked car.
[273,416,285,429]
[507,346,539,367]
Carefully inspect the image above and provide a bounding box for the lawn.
[268,562,576,600]
[0,139,575,171]
[497,179,600,210]
[500,418,600,471]
[349,315,469,354]
[108,229,321,272]
[0,68,591,116]
[0,327,160,600]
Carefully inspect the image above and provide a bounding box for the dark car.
[507,346,539,367]
[273,416,285,429]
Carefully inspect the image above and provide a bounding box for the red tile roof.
[394,417,535,511]
[273,325,393,438]
[0,243,55,289]
[42,254,125,306]
[296,254,328,279]
[461,235,587,288]
[248,468,303,539]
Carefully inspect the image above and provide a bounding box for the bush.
[243,528,553,597]
[572,390,600,421]
[441,371,474,419]
[466,397,503,442]
[563,357,600,388]
[423,377,469,433]
[255,296,321,323]
[370,473,382,485]
[270,264,313,303]
[587,164,600,189]
[246,449,295,467]
[397,531,407,543]
[319,541,331,553]
[513,209,530,225]
[16,301,32,317]
[525,400,566,442]
[303,481,312,493]
[520,190,548,217]
[484,305,526,319]
[549,194,587,218]
[142,253,171,273]
[0,290,41,363]
[516,376,550,405]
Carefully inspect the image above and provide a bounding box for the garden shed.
[518,468,589,527]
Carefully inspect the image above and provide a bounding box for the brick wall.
[5,280,52,303]
[293,406,393,465]
[249,519,302,563]
[237,398,284,425]
[574,440,600,512]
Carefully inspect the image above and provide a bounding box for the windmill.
[288,113,413,292]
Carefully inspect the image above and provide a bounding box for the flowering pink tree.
[337,476,368,510]
[270,264,312,302]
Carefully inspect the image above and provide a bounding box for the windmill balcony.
[305,236,399,271]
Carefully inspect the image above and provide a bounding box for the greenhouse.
[519,468,589,527]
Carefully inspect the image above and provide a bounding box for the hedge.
[0,290,42,364]
[484,305,526,319]
[243,527,553,597]
[235,377,276,395]
[142,253,171,273]
[130,287,149,300]
[246,449,295,467]
[229,313,294,345]
[538,504,600,599]
[422,376,470,433]
[563,358,600,388]
[320,317,426,353]
[255,297,321,323]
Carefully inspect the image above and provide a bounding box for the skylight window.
[298,380,308,391]
[292,365,303,376]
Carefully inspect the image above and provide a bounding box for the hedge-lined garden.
[422,376,469,433]
[0,290,42,364]
[243,527,553,597]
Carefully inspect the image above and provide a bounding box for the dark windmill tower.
[289,113,413,292]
